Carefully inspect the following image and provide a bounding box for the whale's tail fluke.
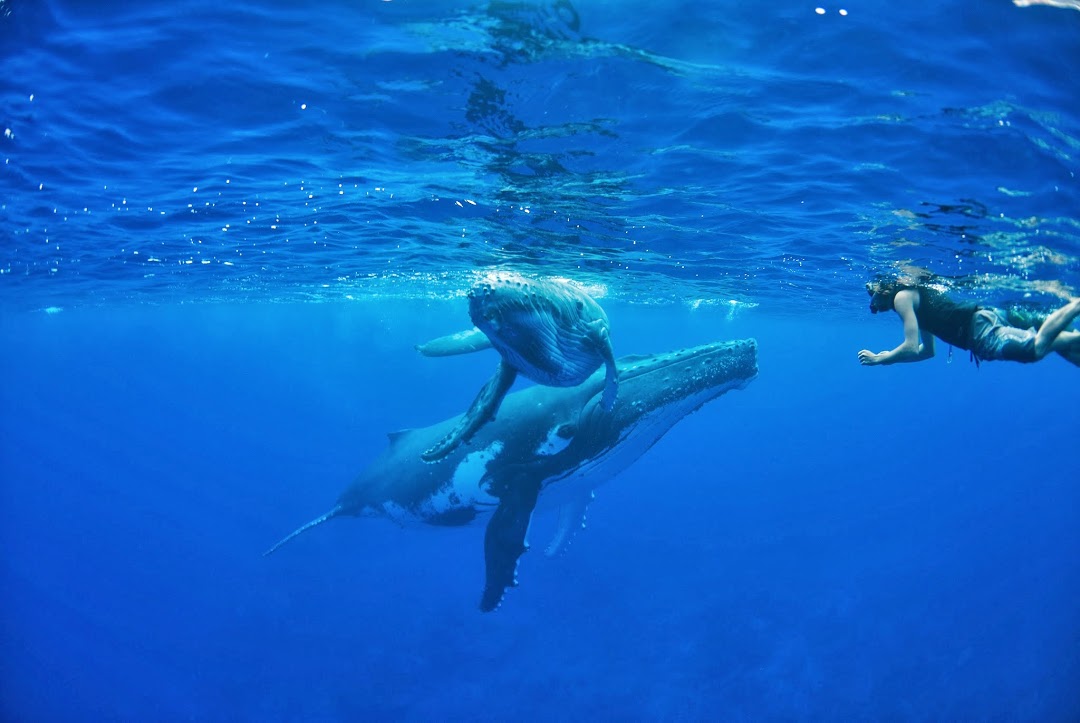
[263,504,344,556]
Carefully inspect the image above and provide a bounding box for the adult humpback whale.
[416,272,618,463]
[266,338,758,611]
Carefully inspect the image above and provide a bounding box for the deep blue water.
[2,0,1080,720]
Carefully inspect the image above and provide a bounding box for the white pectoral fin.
[601,358,619,411]
[416,328,493,357]
[545,491,595,558]
[597,325,618,411]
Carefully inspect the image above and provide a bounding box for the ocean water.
[2,0,1079,720]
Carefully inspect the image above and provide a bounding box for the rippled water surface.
[3,0,1079,311]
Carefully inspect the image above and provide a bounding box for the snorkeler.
[858,278,1080,368]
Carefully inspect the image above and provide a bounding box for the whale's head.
[467,271,531,334]
[533,338,758,489]
[467,272,607,339]
[466,272,611,385]
[608,338,758,420]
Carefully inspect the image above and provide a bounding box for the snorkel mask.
[867,282,891,314]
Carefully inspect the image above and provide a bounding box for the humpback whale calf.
[266,338,758,611]
[416,272,619,463]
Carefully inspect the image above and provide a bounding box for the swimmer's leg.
[1052,330,1080,367]
[1034,298,1080,359]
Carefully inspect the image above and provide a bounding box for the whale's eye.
[556,423,577,439]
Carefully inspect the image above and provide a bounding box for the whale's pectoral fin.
[545,491,595,558]
[416,328,493,357]
[591,321,619,411]
[480,475,541,612]
[601,357,618,411]
[421,360,518,463]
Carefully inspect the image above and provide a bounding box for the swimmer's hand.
[858,349,885,366]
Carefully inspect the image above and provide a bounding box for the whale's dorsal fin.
[416,328,492,357]
[263,504,343,556]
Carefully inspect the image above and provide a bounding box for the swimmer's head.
[866,279,902,314]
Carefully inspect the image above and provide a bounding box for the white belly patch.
[535,425,573,456]
[414,441,503,521]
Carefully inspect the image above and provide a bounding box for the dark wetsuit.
[914,287,978,350]
[915,286,1037,363]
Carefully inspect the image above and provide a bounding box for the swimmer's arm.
[918,331,936,359]
[858,290,933,366]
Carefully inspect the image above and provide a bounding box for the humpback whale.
[266,338,758,611]
[416,272,618,463]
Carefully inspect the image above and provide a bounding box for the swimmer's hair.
[864,278,898,298]
[866,276,905,297]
